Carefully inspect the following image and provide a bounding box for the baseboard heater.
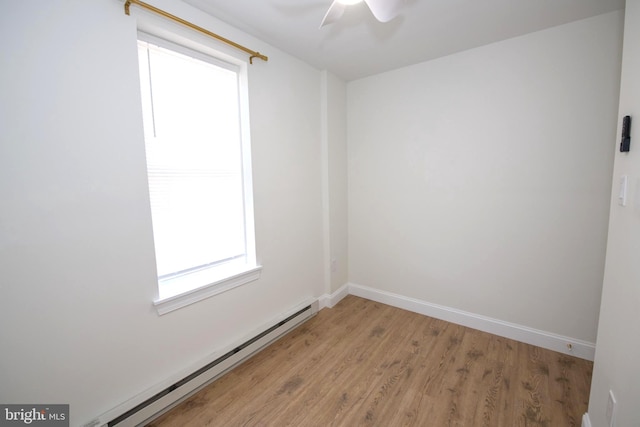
[88,302,317,427]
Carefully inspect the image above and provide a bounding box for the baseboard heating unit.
[86,301,318,427]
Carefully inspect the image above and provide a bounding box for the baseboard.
[318,283,349,309]
[85,298,318,427]
[582,413,592,427]
[347,283,595,361]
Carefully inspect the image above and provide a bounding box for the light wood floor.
[148,296,593,427]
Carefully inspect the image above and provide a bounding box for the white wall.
[348,11,623,343]
[588,1,640,425]
[321,71,349,293]
[0,0,324,424]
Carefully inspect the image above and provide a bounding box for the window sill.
[153,264,262,315]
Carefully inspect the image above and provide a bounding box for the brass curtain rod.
[124,0,268,64]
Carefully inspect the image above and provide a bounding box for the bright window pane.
[138,39,247,279]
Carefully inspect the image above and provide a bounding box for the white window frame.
[136,31,261,315]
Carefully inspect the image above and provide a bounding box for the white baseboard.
[85,298,317,427]
[347,283,595,361]
[318,283,349,309]
[582,413,592,427]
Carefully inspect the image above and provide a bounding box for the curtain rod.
[124,0,268,64]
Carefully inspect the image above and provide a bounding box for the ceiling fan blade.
[320,1,347,27]
[363,0,403,22]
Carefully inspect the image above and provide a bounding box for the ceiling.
[184,0,625,81]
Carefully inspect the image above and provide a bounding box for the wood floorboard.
[147,296,593,427]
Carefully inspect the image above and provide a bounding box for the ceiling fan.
[320,0,404,27]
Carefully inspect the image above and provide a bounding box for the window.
[137,33,260,314]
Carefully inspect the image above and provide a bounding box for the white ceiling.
[184,0,625,81]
